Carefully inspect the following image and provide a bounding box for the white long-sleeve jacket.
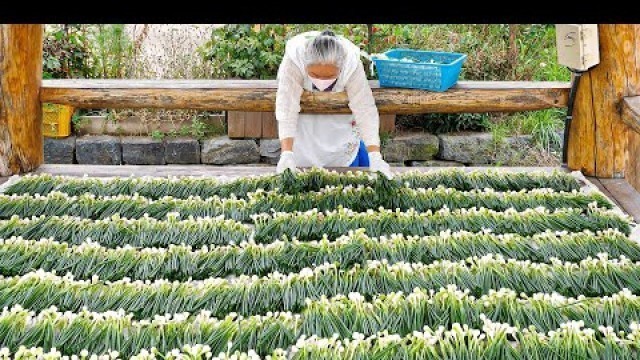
[275,31,381,148]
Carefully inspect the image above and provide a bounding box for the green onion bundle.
[2,298,640,358]
[301,286,640,337]
[2,254,640,319]
[247,185,612,215]
[0,305,296,357]
[0,185,609,223]
[0,344,238,360]
[253,206,633,242]
[0,229,637,281]
[0,214,249,248]
[0,192,249,221]
[4,168,581,199]
[285,321,640,360]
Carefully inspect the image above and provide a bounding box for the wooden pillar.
[625,97,640,191]
[0,24,44,176]
[568,24,640,178]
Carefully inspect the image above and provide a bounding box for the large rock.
[491,135,535,166]
[165,138,200,164]
[44,137,75,164]
[76,136,122,165]
[201,137,260,165]
[122,137,166,165]
[382,133,439,163]
[259,139,281,165]
[439,132,533,165]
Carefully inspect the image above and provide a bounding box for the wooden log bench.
[41,79,570,139]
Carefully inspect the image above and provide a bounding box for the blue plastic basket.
[372,49,467,92]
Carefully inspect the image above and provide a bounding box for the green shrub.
[42,25,94,79]
[202,24,287,79]
[88,24,133,79]
[396,113,489,134]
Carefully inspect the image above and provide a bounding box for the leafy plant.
[202,24,287,79]
[188,115,210,139]
[42,24,94,79]
[88,24,133,79]
[162,112,225,140]
[519,109,564,152]
[70,111,91,129]
[396,113,489,134]
[150,130,166,141]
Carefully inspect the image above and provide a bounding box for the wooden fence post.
[0,24,44,176]
[622,25,640,191]
[568,24,640,178]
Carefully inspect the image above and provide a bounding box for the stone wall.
[46,136,266,166]
[45,132,559,166]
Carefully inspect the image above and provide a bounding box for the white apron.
[292,76,361,168]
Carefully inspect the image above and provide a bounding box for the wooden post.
[624,25,640,192]
[0,24,43,176]
[623,97,640,191]
[568,24,640,178]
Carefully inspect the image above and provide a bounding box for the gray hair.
[303,30,346,69]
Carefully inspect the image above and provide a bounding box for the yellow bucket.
[43,104,74,138]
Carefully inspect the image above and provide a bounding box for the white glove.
[368,151,393,179]
[276,151,297,174]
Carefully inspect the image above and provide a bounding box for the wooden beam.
[41,80,570,114]
[0,24,43,176]
[41,79,570,90]
[622,96,640,134]
[597,178,640,222]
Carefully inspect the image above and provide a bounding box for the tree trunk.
[0,24,44,176]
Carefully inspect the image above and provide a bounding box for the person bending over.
[275,30,393,178]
